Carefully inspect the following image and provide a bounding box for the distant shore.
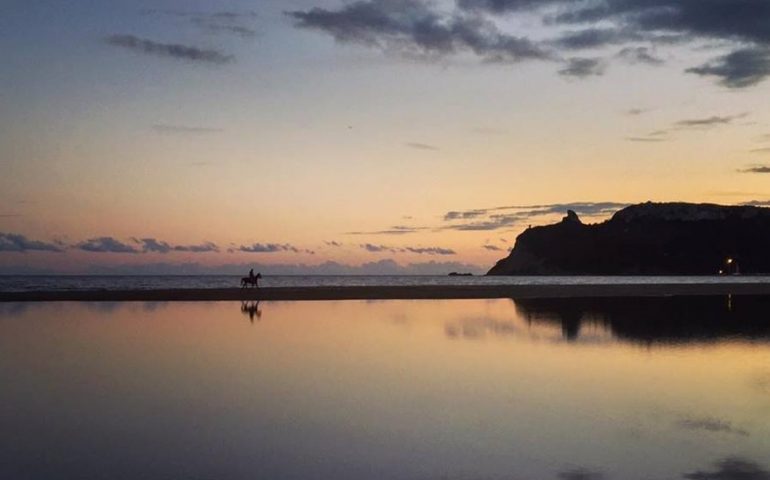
[4,282,770,302]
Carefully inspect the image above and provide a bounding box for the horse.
[241,273,262,288]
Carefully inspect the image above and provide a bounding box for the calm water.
[1,297,769,479]
[3,274,770,291]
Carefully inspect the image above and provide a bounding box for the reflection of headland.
[514,295,770,344]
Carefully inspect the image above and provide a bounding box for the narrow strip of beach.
[4,282,770,302]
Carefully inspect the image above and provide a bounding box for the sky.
[2,0,770,274]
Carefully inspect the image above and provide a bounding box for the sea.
[3,274,770,292]
[2,297,769,479]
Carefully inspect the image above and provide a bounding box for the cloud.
[458,0,566,14]
[134,238,219,253]
[444,209,489,221]
[287,0,551,63]
[325,240,343,247]
[360,244,456,255]
[554,28,629,50]
[406,142,439,150]
[675,113,748,128]
[236,243,311,254]
[404,246,456,255]
[0,233,63,253]
[76,237,140,254]
[683,457,770,480]
[617,46,664,65]
[558,57,605,78]
[483,244,503,251]
[136,238,172,253]
[361,243,395,253]
[446,214,520,231]
[152,124,223,134]
[740,165,770,174]
[174,242,219,253]
[677,416,749,436]
[626,108,648,116]
[441,202,628,231]
[751,147,770,154]
[346,225,425,235]
[286,0,770,88]
[557,468,605,480]
[105,34,234,64]
[688,47,770,88]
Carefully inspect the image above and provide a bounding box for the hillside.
[487,202,770,275]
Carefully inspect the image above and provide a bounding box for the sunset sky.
[2,0,770,274]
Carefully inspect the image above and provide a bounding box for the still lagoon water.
[1,298,769,479]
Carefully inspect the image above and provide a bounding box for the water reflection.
[240,300,262,323]
[514,295,770,344]
[1,299,769,480]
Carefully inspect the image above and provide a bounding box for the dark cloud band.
[105,34,234,64]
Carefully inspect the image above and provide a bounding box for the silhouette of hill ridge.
[488,202,770,275]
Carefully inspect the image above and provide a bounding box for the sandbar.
[3,282,770,302]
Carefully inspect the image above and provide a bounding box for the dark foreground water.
[1,297,769,480]
[4,274,770,292]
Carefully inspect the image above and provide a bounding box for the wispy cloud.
[404,246,455,255]
[617,46,664,65]
[675,113,748,128]
[361,243,395,253]
[288,0,551,63]
[442,202,628,231]
[105,34,234,64]
[236,243,313,254]
[289,0,770,89]
[677,416,749,436]
[405,142,439,151]
[360,244,456,255]
[346,225,426,235]
[740,165,770,174]
[557,468,605,480]
[559,57,605,78]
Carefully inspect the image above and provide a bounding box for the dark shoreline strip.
[3,283,770,302]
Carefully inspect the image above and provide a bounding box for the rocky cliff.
[487,202,770,275]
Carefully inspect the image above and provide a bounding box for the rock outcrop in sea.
[487,202,770,275]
